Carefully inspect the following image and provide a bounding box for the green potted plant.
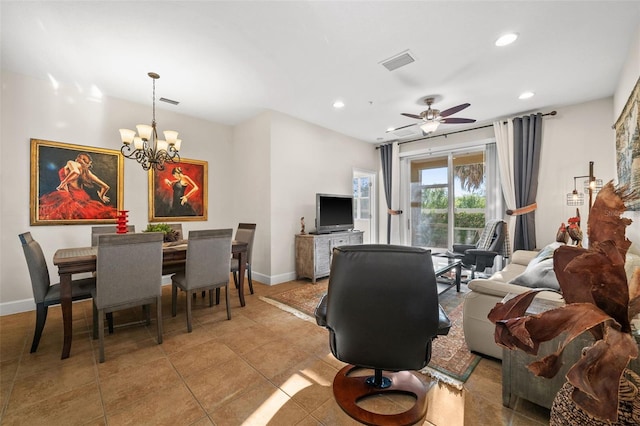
[144,223,180,242]
[489,182,639,424]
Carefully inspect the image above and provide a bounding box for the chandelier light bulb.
[119,72,182,171]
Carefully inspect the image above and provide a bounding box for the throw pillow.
[509,242,563,290]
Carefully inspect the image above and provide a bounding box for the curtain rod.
[376,110,557,149]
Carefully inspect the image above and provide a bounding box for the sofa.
[462,244,640,360]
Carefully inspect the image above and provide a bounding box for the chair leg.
[156,296,163,344]
[143,305,151,325]
[186,290,193,333]
[215,288,220,305]
[232,271,238,288]
[247,266,254,294]
[93,302,98,340]
[107,312,114,334]
[208,289,214,307]
[98,308,105,363]
[172,284,178,317]
[225,284,231,320]
[30,303,48,353]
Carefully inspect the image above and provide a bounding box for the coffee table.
[432,254,462,294]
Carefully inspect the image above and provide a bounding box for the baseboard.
[252,271,297,286]
[1,298,36,316]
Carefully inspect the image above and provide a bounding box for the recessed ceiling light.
[495,33,518,47]
[333,100,345,109]
[519,91,535,100]
[386,127,395,132]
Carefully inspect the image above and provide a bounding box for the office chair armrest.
[315,293,328,327]
[437,305,451,336]
[465,249,498,258]
[452,244,476,254]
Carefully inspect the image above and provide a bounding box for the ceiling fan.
[393,97,476,134]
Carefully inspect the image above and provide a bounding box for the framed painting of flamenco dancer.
[149,158,208,222]
[30,139,124,225]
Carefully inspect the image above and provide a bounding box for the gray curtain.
[380,144,393,244]
[512,113,542,250]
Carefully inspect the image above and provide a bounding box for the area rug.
[260,279,481,390]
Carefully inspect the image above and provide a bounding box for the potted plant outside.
[488,182,640,423]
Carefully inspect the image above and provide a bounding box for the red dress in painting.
[38,168,117,220]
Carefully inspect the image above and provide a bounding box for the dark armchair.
[451,219,507,279]
[315,244,451,426]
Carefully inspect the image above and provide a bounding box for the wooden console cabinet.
[295,231,363,283]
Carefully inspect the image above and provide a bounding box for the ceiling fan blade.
[439,103,470,118]
[440,117,476,124]
[386,123,416,133]
[401,113,423,120]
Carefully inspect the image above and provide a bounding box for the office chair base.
[333,364,428,426]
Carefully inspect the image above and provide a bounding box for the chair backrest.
[475,219,506,252]
[91,225,135,246]
[235,223,256,264]
[95,232,163,309]
[325,244,440,372]
[18,232,50,304]
[184,229,233,290]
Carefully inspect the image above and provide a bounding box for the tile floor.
[0,280,551,425]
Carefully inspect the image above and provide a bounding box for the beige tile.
[7,355,96,410]
[2,382,102,426]
[106,382,204,426]
[185,356,266,412]
[0,280,553,426]
[209,380,308,425]
[168,339,236,379]
[243,339,313,381]
[99,358,182,413]
[278,358,336,412]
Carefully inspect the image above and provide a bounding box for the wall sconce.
[566,161,601,210]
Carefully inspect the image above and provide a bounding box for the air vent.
[380,50,416,71]
[392,127,420,137]
[159,97,179,105]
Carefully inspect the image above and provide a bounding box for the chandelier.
[119,72,181,171]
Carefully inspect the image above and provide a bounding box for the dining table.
[53,239,248,359]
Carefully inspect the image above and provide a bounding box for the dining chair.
[92,232,164,363]
[231,223,256,294]
[171,229,232,332]
[91,225,135,246]
[19,232,110,353]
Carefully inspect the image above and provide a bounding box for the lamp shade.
[420,121,440,134]
[566,190,585,206]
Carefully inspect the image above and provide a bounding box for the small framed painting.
[30,139,124,225]
[615,77,640,210]
[148,158,208,222]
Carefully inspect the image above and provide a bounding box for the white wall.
[614,23,640,252]
[269,111,379,282]
[231,112,272,283]
[0,71,235,314]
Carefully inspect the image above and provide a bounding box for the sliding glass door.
[409,150,486,250]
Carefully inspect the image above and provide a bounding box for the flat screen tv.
[315,193,354,234]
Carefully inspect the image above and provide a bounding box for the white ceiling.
[2,1,639,144]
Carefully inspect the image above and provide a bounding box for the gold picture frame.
[30,138,124,225]
[615,77,640,210]
[148,158,208,222]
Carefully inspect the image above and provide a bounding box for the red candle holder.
[116,210,129,234]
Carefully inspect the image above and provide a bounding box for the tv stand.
[295,230,363,283]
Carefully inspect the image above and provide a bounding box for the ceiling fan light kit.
[399,97,476,135]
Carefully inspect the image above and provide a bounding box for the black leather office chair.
[451,219,507,279]
[315,244,451,426]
